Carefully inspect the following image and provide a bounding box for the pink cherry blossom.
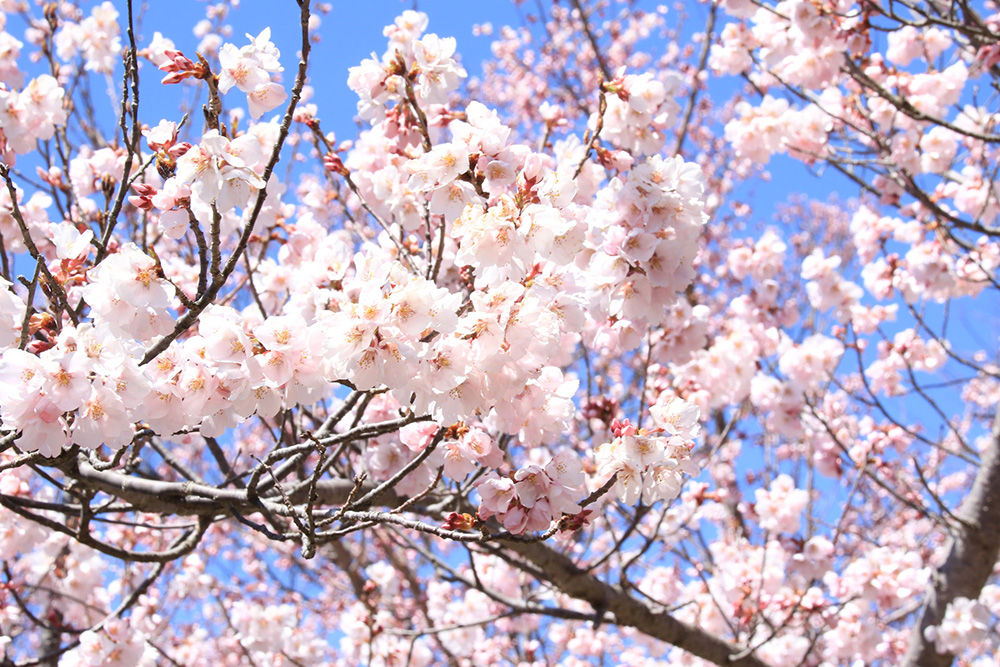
[0,5,994,667]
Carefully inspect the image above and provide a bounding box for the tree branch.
[506,540,771,667]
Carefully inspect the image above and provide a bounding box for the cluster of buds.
[324,152,348,177]
[609,417,636,437]
[36,166,67,191]
[158,50,209,85]
[443,512,477,531]
[127,183,157,212]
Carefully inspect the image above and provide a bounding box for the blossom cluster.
[60,619,149,667]
[173,128,267,214]
[0,324,149,455]
[217,28,287,119]
[594,396,700,505]
[753,473,809,533]
[476,450,585,533]
[924,596,992,655]
[348,11,466,120]
[54,1,121,75]
[582,154,708,352]
[0,74,67,156]
[600,69,681,156]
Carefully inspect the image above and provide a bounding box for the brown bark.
[902,408,1000,667]
[508,540,772,667]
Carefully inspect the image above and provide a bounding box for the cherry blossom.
[0,3,994,667]
[0,74,67,154]
[924,597,992,655]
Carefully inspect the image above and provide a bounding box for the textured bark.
[508,540,771,667]
[902,409,1000,667]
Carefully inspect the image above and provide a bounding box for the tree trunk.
[902,408,1000,667]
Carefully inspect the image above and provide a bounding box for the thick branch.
[902,407,1000,667]
[507,540,770,667]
